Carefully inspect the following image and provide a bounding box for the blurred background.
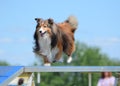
[0,0,120,65]
[0,0,120,86]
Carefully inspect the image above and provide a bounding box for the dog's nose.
[39,31,42,33]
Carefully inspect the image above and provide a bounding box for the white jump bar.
[24,66,120,72]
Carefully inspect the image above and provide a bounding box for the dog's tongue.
[41,33,44,37]
[40,32,46,37]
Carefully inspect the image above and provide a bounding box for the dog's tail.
[65,15,78,33]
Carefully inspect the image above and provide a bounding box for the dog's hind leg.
[53,45,63,63]
[66,42,75,63]
[53,51,62,63]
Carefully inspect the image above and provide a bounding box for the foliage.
[0,60,9,66]
[34,41,120,86]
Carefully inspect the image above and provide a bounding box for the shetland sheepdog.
[33,16,78,66]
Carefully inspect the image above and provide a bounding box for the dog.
[33,16,78,66]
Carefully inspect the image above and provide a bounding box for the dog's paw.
[44,63,51,66]
[53,60,57,63]
[67,56,72,63]
[53,58,63,63]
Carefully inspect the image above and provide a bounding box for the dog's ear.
[35,18,42,23]
[48,18,54,25]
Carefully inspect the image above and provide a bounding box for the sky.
[0,0,120,65]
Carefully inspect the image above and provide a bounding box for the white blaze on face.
[39,27,46,33]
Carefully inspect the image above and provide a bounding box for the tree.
[34,41,120,86]
[0,60,9,66]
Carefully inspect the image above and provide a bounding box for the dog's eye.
[44,25,47,28]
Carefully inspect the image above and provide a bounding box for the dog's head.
[34,18,58,51]
[35,18,56,37]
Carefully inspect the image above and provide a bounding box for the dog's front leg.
[43,53,52,66]
[43,56,51,66]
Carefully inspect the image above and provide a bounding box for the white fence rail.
[24,66,120,86]
[1,66,120,86]
[24,66,120,72]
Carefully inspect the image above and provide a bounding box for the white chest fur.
[38,35,59,62]
[38,35,51,56]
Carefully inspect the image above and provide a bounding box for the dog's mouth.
[40,31,46,37]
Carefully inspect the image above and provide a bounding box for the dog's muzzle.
[39,31,46,37]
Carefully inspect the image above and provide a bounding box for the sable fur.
[33,16,78,65]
